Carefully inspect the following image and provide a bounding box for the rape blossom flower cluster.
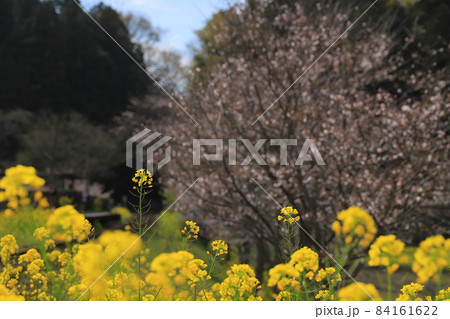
[277,206,300,224]
[268,247,342,301]
[337,282,383,301]
[368,235,407,274]
[71,231,143,301]
[0,283,24,301]
[131,169,153,188]
[396,284,450,301]
[0,166,449,301]
[209,240,228,257]
[412,235,450,284]
[46,205,93,242]
[396,283,428,301]
[0,165,49,216]
[181,221,200,240]
[0,235,18,265]
[435,288,450,301]
[145,251,208,299]
[218,264,262,301]
[331,206,377,247]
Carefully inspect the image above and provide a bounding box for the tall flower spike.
[210,240,228,257]
[132,169,153,188]
[181,221,200,240]
[277,206,300,224]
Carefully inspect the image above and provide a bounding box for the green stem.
[208,255,217,277]
[437,268,442,291]
[137,184,143,301]
[387,272,392,301]
[197,254,216,296]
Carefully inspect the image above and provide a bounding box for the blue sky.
[81,0,235,61]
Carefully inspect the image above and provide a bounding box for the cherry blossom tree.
[153,2,449,276]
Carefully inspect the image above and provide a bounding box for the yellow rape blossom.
[181,221,200,239]
[218,264,261,301]
[276,290,294,301]
[435,287,450,301]
[132,169,153,188]
[0,284,24,301]
[368,235,406,274]
[73,242,108,300]
[209,240,228,257]
[33,227,49,241]
[145,251,208,300]
[33,191,43,201]
[0,165,46,210]
[396,283,424,301]
[315,289,334,300]
[18,249,41,264]
[268,263,300,291]
[412,235,450,284]
[142,294,155,301]
[97,230,141,262]
[1,163,448,302]
[289,247,319,272]
[72,230,142,300]
[38,197,50,208]
[0,165,45,189]
[277,206,300,224]
[58,252,72,267]
[268,247,324,300]
[46,205,92,242]
[338,282,383,301]
[0,235,19,265]
[315,267,341,283]
[3,208,15,218]
[332,206,377,248]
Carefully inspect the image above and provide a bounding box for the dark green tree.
[0,0,151,124]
